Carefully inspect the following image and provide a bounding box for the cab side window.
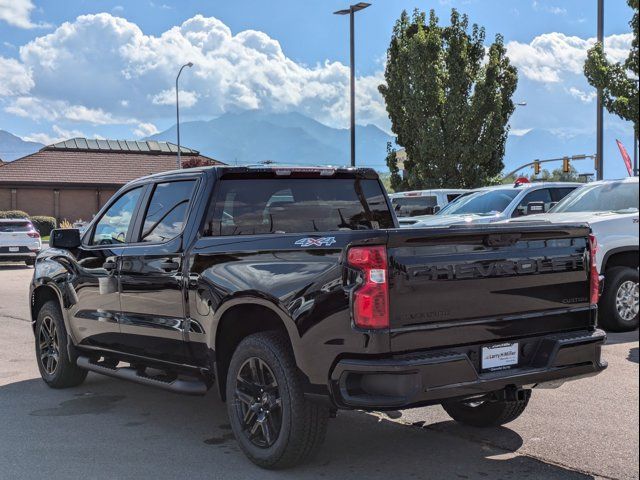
[90,187,142,246]
[512,189,552,217]
[139,180,196,243]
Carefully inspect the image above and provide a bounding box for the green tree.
[584,0,639,136]
[379,9,518,191]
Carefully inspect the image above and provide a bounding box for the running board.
[76,356,207,395]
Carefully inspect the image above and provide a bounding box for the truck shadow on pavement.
[0,374,596,479]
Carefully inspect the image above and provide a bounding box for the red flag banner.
[616,139,633,176]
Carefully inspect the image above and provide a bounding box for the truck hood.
[412,213,501,227]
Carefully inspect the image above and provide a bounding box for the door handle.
[160,261,180,272]
[103,260,117,271]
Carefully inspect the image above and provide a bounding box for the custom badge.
[294,237,337,247]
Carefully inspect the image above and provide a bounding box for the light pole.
[334,2,371,167]
[596,0,604,180]
[176,62,193,169]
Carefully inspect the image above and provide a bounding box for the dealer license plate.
[9,247,19,252]
[482,343,519,371]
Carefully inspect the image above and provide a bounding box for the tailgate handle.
[484,233,522,247]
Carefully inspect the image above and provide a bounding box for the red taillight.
[27,231,40,239]
[589,234,600,305]
[347,246,389,330]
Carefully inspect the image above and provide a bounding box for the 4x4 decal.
[294,237,336,247]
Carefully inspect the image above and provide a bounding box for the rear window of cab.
[206,178,394,236]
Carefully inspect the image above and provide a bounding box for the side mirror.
[433,205,441,214]
[50,228,81,249]
[526,201,546,215]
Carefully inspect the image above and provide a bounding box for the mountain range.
[148,110,393,169]
[1,111,633,178]
[0,130,43,162]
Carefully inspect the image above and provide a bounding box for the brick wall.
[16,188,55,217]
[59,189,98,222]
[0,188,10,211]
[0,186,121,222]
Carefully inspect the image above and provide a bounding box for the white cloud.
[12,13,386,130]
[5,96,134,125]
[532,1,566,15]
[509,128,533,136]
[133,122,159,137]
[151,89,198,107]
[0,0,49,29]
[23,125,86,145]
[568,87,596,103]
[507,32,633,83]
[0,56,34,95]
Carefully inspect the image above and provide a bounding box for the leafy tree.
[379,9,518,191]
[584,0,639,136]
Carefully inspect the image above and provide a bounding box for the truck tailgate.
[387,224,595,352]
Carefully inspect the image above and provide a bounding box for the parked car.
[511,177,639,331]
[32,166,606,468]
[0,218,41,266]
[390,189,467,221]
[402,181,580,227]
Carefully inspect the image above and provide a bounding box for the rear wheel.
[226,331,329,469]
[442,391,530,427]
[599,267,639,332]
[35,301,87,388]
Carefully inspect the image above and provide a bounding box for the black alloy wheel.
[234,357,282,448]
[38,315,60,375]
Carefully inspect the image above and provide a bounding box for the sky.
[0,0,637,177]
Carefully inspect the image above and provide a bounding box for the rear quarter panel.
[185,231,390,390]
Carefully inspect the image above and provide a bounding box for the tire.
[599,267,639,332]
[442,392,530,428]
[35,300,88,388]
[225,331,329,469]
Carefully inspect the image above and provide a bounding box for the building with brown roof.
[0,138,222,223]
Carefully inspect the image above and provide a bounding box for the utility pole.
[334,3,371,167]
[596,0,604,180]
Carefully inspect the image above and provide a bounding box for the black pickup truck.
[31,166,606,468]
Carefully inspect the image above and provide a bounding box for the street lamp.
[596,0,604,180]
[334,2,371,167]
[176,62,193,169]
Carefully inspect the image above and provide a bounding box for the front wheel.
[442,391,530,427]
[35,301,88,388]
[599,267,639,332]
[226,331,329,469]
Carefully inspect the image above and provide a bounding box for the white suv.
[512,177,639,332]
[0,218,42,266]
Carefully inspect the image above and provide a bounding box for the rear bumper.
[330,329,607,410]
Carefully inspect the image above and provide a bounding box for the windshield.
[551,181,639,213]
[437,189,520,216]
[391,196,437,217]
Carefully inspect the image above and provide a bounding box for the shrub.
[31,216,57,236]
[0,210,30,219]
[59,219,73,229]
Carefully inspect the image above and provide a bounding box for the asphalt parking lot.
[0,264,637,480]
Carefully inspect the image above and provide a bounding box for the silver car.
[403,182,580,227]
[0,218,42,266]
